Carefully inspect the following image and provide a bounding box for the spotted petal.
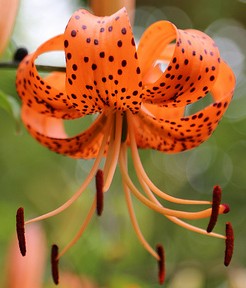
[21,105,108,159]
[134,61,235,153]
[138,21,221,107]
[16,35,82,119]
[64,8,143,114]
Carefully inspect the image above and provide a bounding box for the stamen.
[120,156,226,220]
[58,199,96,259]
[121,144,159,260]
[103,112,122,192]
[156,244,165,285]
[96,169,104,216]
[168,215,226,239]
[127,112,210,206]
[224,222,234,266]
[16,207,26,256]
[207,185,222,233]
[222,204,230,214]
[51,244,59,285]
[24,113,112,225]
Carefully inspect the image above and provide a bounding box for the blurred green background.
[0,0,245,287]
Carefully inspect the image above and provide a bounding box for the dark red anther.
[156,244,165,285]
[16,207,26,256]
[96,169,104,216]
[224,222,234,266]
[207,185,222,233]
[222,204,230,214]
[51,244,59,285]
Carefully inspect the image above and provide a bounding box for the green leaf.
[0,89,21,131]
[0,89,12,114]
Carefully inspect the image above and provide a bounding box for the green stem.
[0,62,66,72]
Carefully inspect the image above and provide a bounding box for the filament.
[58,198,96,259]
[119,152,224,220]
[103,112,123,192]
[25,114,112,225]
[127,112,211,205]
[121,144,159,260]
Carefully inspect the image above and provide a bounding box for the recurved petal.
[16,35,83,119]
[138,21,221,107]
[21,105,108,159]
[64,8,143,114]
[134,61,235,153]
[142,103,185,121]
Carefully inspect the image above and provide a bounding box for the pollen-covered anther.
[224,222,234,267]
[51,244,59,285]
[96,169,104,216]
[207,185,222,233]
[16,207,26,256]
[156,244,165,285]
[222,203,230,214]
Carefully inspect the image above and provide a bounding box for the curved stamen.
[121,144,159,260]
[168,216,226,239]
[120,145,226,239]
[119,154,227,220]
[123,181,159,260]
[57,199,96,259]
[127,151,226,239]
[25,114,112,225]
[103,112,123,192]
[16,207,26,256]
[127,112,211,206]
[51,244,59,285]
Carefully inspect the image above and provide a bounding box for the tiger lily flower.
[16,7,235,285]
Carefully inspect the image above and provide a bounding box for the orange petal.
[143,103,185,121]
[90,0,136,25]
[21,104,108,159]
[0,0,19,55]
[16,36,82,119]
[64,8,142,113]
[134,61,235,153]
[138,21,221,107]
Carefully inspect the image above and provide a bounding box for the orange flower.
[16,8,235,285]
[0,0,19,55]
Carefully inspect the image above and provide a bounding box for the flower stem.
[0,62,66,72]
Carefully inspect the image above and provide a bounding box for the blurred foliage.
[0,0,245,287]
